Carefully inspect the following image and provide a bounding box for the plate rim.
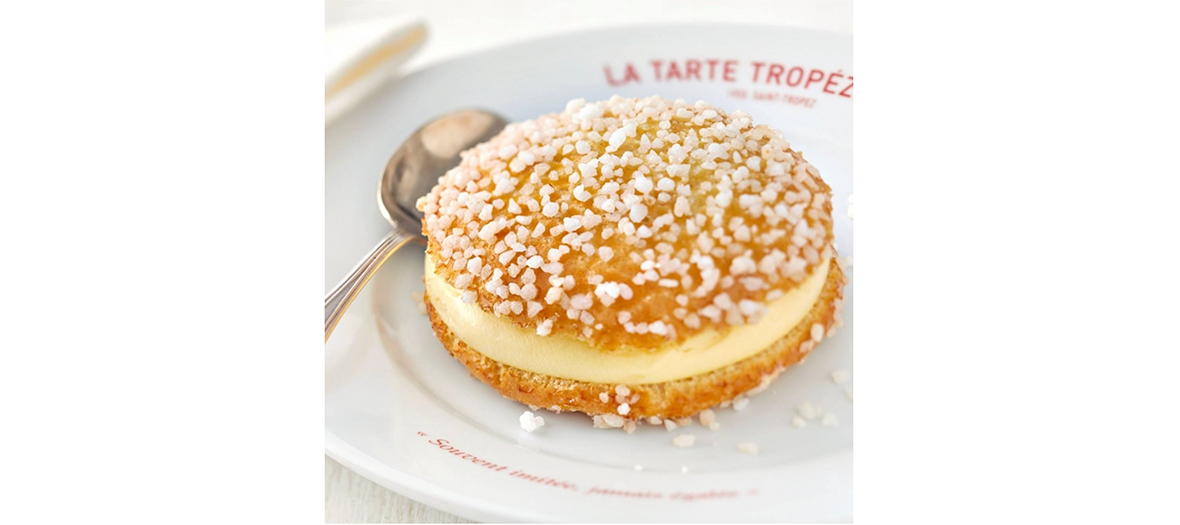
[346,22,851,103]
[326,433,557,522]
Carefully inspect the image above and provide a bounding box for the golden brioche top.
[417,95,834,350]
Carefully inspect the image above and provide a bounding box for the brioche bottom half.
[423,261,845,420]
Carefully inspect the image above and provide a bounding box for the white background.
[3,0,1178,524]
[325,1,852,520]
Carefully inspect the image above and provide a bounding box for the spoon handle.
[325,228,415,341]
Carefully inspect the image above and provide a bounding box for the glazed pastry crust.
[416,96,836,349]
[423,259,845,420]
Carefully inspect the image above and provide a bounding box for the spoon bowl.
[326,109,508,339]
[379,110,509,232]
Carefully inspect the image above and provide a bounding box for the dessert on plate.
[416,95,845,425]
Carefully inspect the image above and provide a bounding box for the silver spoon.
[325,109,508,340]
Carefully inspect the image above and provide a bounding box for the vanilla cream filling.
[424,256,830,384]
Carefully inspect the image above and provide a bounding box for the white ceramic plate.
[326,24,853,523]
